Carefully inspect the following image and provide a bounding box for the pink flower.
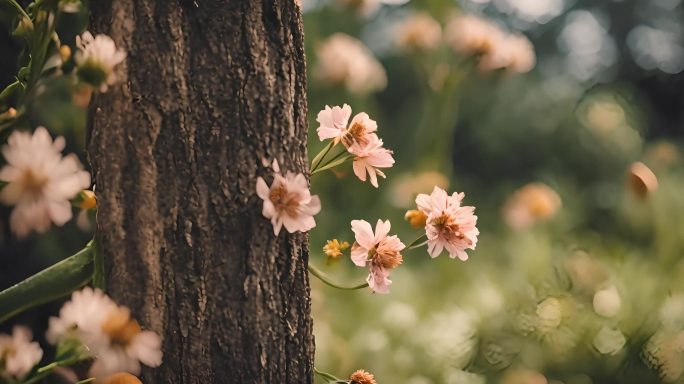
[349,136,394,188]
[351,219,405,294]
[415,186,479,261]
[256,161,321,235]
[316,105,378,148]
[316,104,352,143]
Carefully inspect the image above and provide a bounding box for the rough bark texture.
[87,1,314,383]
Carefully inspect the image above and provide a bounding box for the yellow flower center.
[101,307,142,347]
[431,213,470,244]
[20,169,49,200]
[269,184,299,216]
[369,244,403,269]
[323,239,349,259]
[342,122,369,147]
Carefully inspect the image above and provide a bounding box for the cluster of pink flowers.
[254,104,479,296]
[316,104,395,188]
[348,185,479,295]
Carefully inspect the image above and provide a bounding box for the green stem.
[0,242,93,324]
[24,356,88,384]
[92,235,105,291]
[311,154,352,175]
[308,264,368,291]
[311,140,335,172]
[314,367,343,382]
[406,234,428,249]
[2,0,32,23]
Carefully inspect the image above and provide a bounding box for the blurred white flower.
[593,326,626,355]
[47,287,162,379]
[256,160,321,235]
[445,14,536,74]
[501,34,537,74]
[642,330,684,382]
[419,308,478,369]
[314,33,387,94]
[349,136,395,188]
[351,219,405,294]
[47,287,115,345]
[382,301,418,330]
[415,186,479,261]
[445,15,504,57]
[592,285,621,318]
[660,293,684,329]
[0,326,43,380]
[75,31,126,92]
[395,13,442,52]
[535,297,563,333]
[502,183,561,230]
[0,127,91,237]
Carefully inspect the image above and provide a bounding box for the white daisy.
[47,288,163,379]
[0,326,43,380]
[75,31,126,92]
[0,127,91,237]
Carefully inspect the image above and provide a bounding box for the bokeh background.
[2,0,684,383]
[302,1,684,383]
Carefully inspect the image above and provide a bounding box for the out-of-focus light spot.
[558,11,617,81]
[653,0,681,11]
[627,25,684,74]
[494,0,564,24]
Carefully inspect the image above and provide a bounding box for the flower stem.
[24,355,89,384]
[308,264,368,290]
[311,141,335,172]
[406,234,428,249]
[311,154,353,175]
[92,235,105,291]
[314,367,344,382]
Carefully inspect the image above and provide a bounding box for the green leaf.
[0,242,93,324]
[0,0,32,25]
[0,80,23,104]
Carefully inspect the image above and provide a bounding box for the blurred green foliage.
[304,1,684,383]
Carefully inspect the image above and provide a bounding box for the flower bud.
[350,369,377,384]
[102,373,143,384]
[593,286,621,318]
[627,161,658,199]
[404,209,427,229]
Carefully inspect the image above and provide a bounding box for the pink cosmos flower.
[256,160,321,235]
[351,219,405,294]
[316,105,378,148]
[316,104,352,143]
[415,186,479,261]
[348,136,395,188]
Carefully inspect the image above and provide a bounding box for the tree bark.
[86,1,314,383]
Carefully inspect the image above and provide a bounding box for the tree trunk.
[86,1,314,383]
